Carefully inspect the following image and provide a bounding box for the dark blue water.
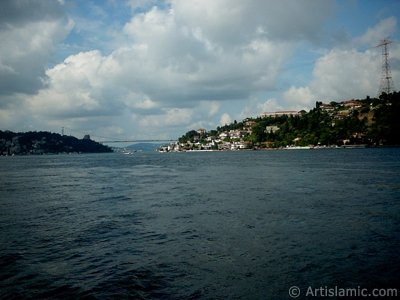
[1,149,400,299]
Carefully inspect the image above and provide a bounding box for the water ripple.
[1,150,400,298]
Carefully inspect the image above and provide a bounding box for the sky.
[0,0,399,141]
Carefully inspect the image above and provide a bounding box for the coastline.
[158,144,399,153]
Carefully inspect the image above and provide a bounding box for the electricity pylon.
[377,38,394,95]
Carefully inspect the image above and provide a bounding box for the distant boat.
[121,149,136,154]
[285,146,311,150]
[341,144,367,149]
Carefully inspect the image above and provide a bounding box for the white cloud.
[28,51,116,118]
[356,17,397,46]
[171,0,334,45]
[220,113,232,125]
[281,17,400,110]
[312,49,382,99]
[205,101,220,117]
[283,86,315,109]
[118,3,296,105]
[0,0,72,95]
[126,94,159,110]
[4,0,398,140]
[239,97,283,119]
[135,107,193,132]
[19,0,301,136]
[280,48,382,108]
[0,0,338,136]
[127,0,162,11]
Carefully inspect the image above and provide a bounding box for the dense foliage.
[178,92,400,148]
[0,131,113,155]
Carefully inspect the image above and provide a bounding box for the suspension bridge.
[96,139,176,144]
[60,127,176,144]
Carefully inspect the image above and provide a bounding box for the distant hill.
[174,91,400,151]
[0,131,113,155]
[127,143,164,152]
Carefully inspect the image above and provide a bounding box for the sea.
[1,148,399,299]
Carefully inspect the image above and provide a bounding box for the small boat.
[341,144,367,149]
[285,146,311,150]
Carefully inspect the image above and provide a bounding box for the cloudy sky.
[1,0,399,141]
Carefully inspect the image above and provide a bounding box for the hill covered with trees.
[172,92,400,151]
[0,131,112,155]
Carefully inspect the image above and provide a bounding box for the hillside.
[171,92,400,151]
[0,131,113,155]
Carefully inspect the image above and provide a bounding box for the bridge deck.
[98,140,176,143]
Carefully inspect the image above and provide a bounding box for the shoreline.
[158,144,400,153]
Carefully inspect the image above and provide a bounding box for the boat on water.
[284,146,312,150]
[341,144,367,149]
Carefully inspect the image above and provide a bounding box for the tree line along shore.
[162,92,400,152]
[2,92,399,155]
[0,131,112,155]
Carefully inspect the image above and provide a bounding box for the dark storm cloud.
[0,0,65,28]
[0,0,71,96]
